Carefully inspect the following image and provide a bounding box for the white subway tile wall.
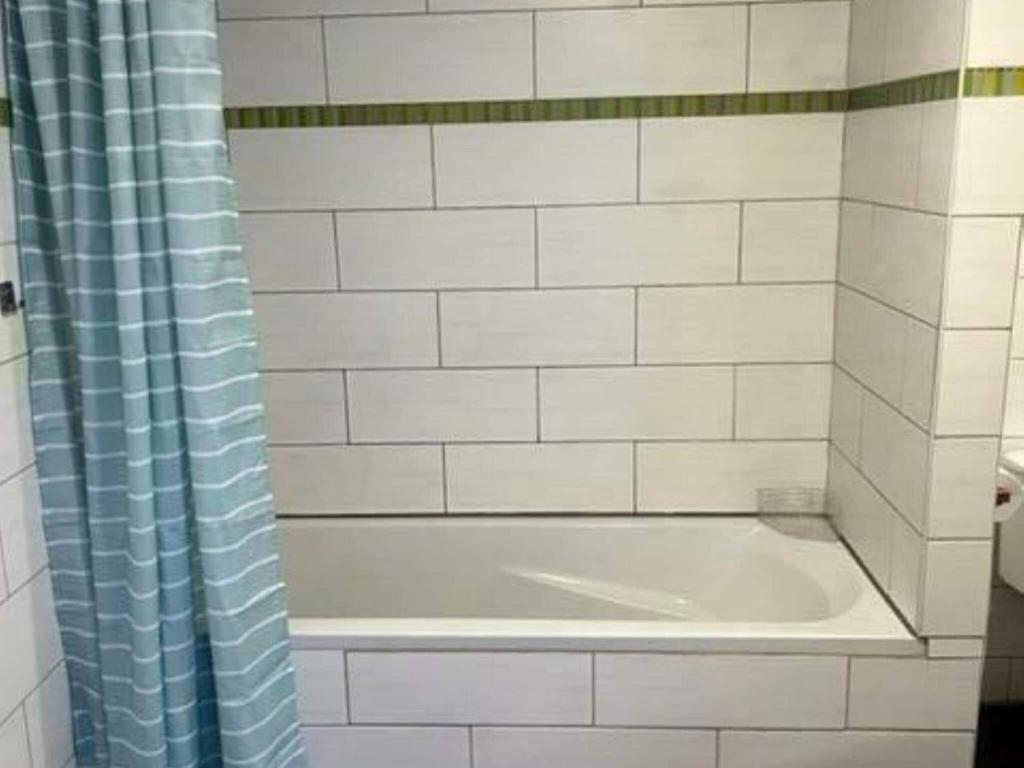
[0,62,74,768]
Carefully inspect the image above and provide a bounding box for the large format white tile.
[219,0,426,18]
[303,727,470,768]
[847,0,886,86]
[23,665,72,768]
[638,285,834,364]
[888,514,924,628]
[720,730,975,768]
[262,372,347,445]
[540,367,733,441]
[829,367,864,463]
[254,293,438,370]
[338,209,534,290]
[326,14,532,104]
[741,200,838,283]
[440,289,634,367]
[595,654,847,728]
[0,468,47,592]
[348,653,591,724]
[536,7,745,98]
[292,651,347,725]
[0,358,33,482]
[917,101,958,214]
[883,0,967,82]
[847,658,982,730]
[968,0,1024,66]
[231,127,433,211]
[943,217,1020,328]
[858,392,930,532]
[347,370,536,443]
[749,1,849,92]
[928,438,998,539]
[0,572,62,725]
[735,364,831,439]
[638,441,827,513]
[922,541,993,636]
[539,204,739,287]
[933,329,1010,436]
[842,106,922,208]
[0,711,31,768]
[219,20,326,106]
[240,213,337,292]
[446,443,633,513]
[954,99,1024,215]
[642,114,843,202]
[269,446,443,514]
[827,448,895,586]
[435,121,637,207]
[474,728,717,768]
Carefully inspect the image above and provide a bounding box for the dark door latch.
[0,281,21,317]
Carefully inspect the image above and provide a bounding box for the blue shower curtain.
[5,1,306,766]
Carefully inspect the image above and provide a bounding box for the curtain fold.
[5,1,306,766]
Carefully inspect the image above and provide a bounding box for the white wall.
[0,65,74,768]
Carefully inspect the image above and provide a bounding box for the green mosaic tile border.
[963,67,1024,97]
[0,68,1020,131]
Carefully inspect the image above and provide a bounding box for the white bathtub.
[280,516,918,656]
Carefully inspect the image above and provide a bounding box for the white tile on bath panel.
[883,0,967,83]
[916,100,957,214]
[944,217,1021,329]
[434,120,637,207]
[830,367,864,464]
[24,665,73,768]
[748,1,849,92]
[735,364,832,439]
[1004,360,1024,438]
[347,369,536,443]
[740,200,839,284]
[0,711,31,768]
[839,203,947,324]
[0,358,33,483]
[888,513,924,629]
[218,20,326,106]
[595,654,847,728]
[0,245,25,364]
[637,441,827,513]
[269,446,443,514]
[538,204,740,287]
[303,727,470,768]
[858,391,929,532]
[337,209,534,291]
[0,571,62,725]
[347,652,591,725]
[0,468,48,592]
[934,329,1010,437]
[638,285,834,364]
[641,114,844,202]
[967,0,1024,66]
[981,656,1011,703]
[540,367,733,441]
[473,728,717,768]
[240,213,337,293]
[846,0,886,87]
[439,289,634,367]
[433,0,637,9]
[928,438,999,539]
[847,658,982,730]
[446,443,633,513]
[954,99,1024,215]
[928,638,985,659]
[842,106,922,208]
[325,14,532,104]
[536,7,746,99]
[827,447,894,587]
[922,540,993,637]
[230,127,433,211]
[263,372,347,445]
[218,1,426,18]
[292,651,347,725]
[719,730,975,768]
[253,293,438,370]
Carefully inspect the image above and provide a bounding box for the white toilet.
[995,451,1024,592]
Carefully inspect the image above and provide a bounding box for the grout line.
[744,3,753,93]
[270,437,831,449]
[331,210,343,291]
[535,367,542,443]
[533,207,540,289]
[736,202,745,282]
[731,365,738,440]
[429,125,439,209]
[531,11,539,100]
[342,651,353,724]
[441,444,449,514]
[320,17,332,104]
[635,119,642,203]
[631,441,639,514]
[342,370,352,444]
[435,291,444,367]
[590,653,597,725]
[843,656,852,727]
[633,287,640,365]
